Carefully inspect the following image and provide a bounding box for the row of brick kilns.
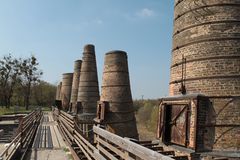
[55,44,138,139]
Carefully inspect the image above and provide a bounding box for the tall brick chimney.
[170,0,240,151]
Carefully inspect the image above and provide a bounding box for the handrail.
[93,126,174,160]
[52,108,174,160]
[0,109,42,160]
[60,110,74,120]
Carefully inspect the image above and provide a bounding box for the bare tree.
[19,55,42,110]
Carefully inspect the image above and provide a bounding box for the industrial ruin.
[70,60,82,113]
[96,50,138,139]
[0,0,239,160]
[157,0,240,159]
[55,45,139,140]
[54,0,239,159]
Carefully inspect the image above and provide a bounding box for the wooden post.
[73,115,77,143]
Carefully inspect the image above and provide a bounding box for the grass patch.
[63,147,74,160]
[0,106,39,116]
[41,106,51,112]
[63,147,70,152]
[0,106,52,116]
[67,154,73,160]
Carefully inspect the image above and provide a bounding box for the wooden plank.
[74,135,94,157]
[47,126,53,149]
[39,126,43,148]
[172,156,188,160]
[48,113,53,122]
[53,125,65,148]
[44,125,48,148]
[50,124,60,148]
[74,138,93,160]
[58,122,72,146]
[95,136,131,160]
[59,121,74,141]
[92,150,107,160]
[170,104,188,146]
[74,132,106,160]
[60,111,74,120]
[60,114,75,126]
[93,126,174,160]
[59,116,75,130]
[149,146,164,151]
[97,144,118,160]
[5,142,21,160]
[158,151,175,156]
[41,126,46,148]
[33,124,42,149]
[141,143,159,147]
[1,110,41,160]
[22,123,36,148]
[75,130,96,151]
[59,117,73,132]
[61,113,74,122]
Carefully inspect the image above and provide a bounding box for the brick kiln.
[95,50,139,139]
[70,60,82,113]
[61,73,73,111]
[55,82,62,109]
[77,44,100,139]
[159,0,240,159]
[77,44,99,117]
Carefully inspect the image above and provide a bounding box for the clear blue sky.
[0,0,174,99]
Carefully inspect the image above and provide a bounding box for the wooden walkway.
[26,112,71,160]
[0,109,187,160]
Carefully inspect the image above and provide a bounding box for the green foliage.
[148,106,159,132]
[0,106,33,116]
[0,54,21,107]
[41,106,51,112]
[31,81,56,107]
[0,54,56,110]
[135,99,159,133]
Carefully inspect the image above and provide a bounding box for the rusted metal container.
[77,44,99,115]
[70,60,82,113]
[170,0,240,152]
[61,73,73,111]
[96,50,138,139]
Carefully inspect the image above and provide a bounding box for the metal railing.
[0,109,42,160]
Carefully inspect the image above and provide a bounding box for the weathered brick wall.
[70,60,82,113]
[55,82,62,101]
[61,73,73,111]
[170,0,240,151]
[189,100,197,149]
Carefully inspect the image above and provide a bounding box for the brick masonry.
[61,73,73,111]
[170,0,240,151]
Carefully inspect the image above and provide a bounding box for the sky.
[0,0,174,99]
